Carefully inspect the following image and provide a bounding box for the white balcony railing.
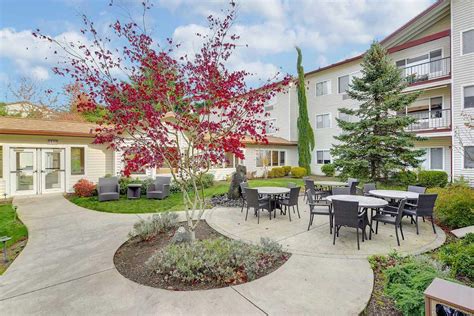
[401,57,451,84]
[405,108,451,132]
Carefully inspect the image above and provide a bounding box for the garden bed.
[114,220,290,291]
[0,204,28,275]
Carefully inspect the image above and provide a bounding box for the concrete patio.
[0,194,445,315]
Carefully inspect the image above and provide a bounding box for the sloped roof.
[0,116,98,137]
[243,136,297,146]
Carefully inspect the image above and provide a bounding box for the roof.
[0,116,98,138]
[243,136,297,146]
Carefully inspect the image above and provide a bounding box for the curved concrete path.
[0,194,445,315]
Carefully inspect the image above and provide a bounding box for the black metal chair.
[277,187,301,221]
[244,188,271,224]
[332,199,366,250]
[307,189,332,233]
[362,183,376,196]
[407,185,426,193]
[332,186,351,195]
[240,182,249,213]
[304,179,329,203]
[347,180,359,195]
[403,194,438,234]
[370,199,407,246]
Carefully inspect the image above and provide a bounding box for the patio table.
[127,183,142,199]
[368,190,419,200]
[255,187,290,215]
[313,181,347,187]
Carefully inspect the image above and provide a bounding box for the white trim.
[460,28,474,56]
[461,83,474,109]
[315,113,332,129]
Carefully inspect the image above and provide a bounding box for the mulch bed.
[0,238,27,274]
[114,221,289,291]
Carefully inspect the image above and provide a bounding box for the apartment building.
[266,0,474,185]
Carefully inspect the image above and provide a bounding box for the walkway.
[0,194,445,315]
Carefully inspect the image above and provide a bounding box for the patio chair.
[370,199,407,246]
[332,199,366,250]
[403,193,438,235]
[146,176,171,199]
[245,188,271,224]
[98,177,120,202]
[362,183,376,196]
[332,186,351,195]
[407,185,426,193]
[304,179,329,203]
[307,189,332,233]
[240,182,249,213]
[287,182,297,188]
[277,186,301,221]
[347,179,359,195]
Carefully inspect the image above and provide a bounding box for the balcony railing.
[401,57,451,84]
[405,108,451,132]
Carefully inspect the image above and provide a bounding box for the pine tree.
[331,41,425,181]
[296,46,315,174]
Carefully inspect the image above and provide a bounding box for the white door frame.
[9,147,38,196]
[40,148,65,194]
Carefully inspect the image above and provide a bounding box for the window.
[316,114,331,129]
[316,80,331,96]
[256,150,285,167]
[462,29,474,55]
[338,75,349,94]
[338,111,356,122]
[224,152,239,168]
[265,96,278,110]
[430,148,443,170]
[464,146,474,168]
[430,96,443,118]
[265,118,277,134]
[71,147,85,175]
[316,150,331,164]
[464,85,474,108]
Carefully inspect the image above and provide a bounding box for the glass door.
[11,148,37,195]
[41,149,65,193]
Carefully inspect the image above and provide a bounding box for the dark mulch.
[0,238,27,274]
[114,221,289,291]
[209,194,242,208]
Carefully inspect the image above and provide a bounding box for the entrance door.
[41,148,65,193]
[11,148,37,195]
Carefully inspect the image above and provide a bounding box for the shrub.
[268,167,285,178]
[282,166,292,176]
[429,186,474,229]
[418,170,448,188]
[198,173,214,189]
[119,177,155,195]
[129,212,178,241]
[73,179,96,197]
[437,233,474,280]
[321,164,335,177]
[146,237,286,285]
[392,170,417,186]
[384,255,451,316]
[290,166,307,178]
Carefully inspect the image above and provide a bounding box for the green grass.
[69,177,307,214]
[0,204,28,274]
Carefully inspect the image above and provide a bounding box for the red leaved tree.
[35,1,290,239]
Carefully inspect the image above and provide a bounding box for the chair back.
[416,194,437,216]
[332,186,351,195]
[287,182,297,188]
[408,185,426,194]
[348,181,359,195]
[304,179,316,192]
[347,178,358,186]
[245,188,260,208]
[306,189,315,204]
[332,199,360,227]
[240,182,249,198]
[155,176,171,188]
[395,199,407,225]
[98,177,118,193]
[363,183,376,195]
[288,187,300,206]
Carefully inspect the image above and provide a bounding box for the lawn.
[0,203,28,274]
[69,177,307,214]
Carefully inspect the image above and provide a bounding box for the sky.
[0,0,435,105]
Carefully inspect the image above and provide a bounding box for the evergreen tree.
[331,42,425,181]
[296,46,315,174]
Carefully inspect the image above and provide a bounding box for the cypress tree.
[296,46,315,175]
[331,41,425,181]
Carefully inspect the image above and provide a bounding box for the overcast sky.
[0,0,435,104]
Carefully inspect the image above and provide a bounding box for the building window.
[265,95,277,111]
[316,150,331,164]
[265,118,277,134]
[430,148,443,170]
[316,80,331,96]
[71,147,85,175]
[462,29,474,55]
[338,75,349,94]
[464,85,474,108]
[316,114,331,129]
[224,152,239,168]
[338,110,357,122]
[256,150,285,167]
[464,146,474,169]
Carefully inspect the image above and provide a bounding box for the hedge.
[429,185,474,229]
[418,170,448,188]
[291,166,307,178]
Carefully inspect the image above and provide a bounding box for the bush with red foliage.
[73,179,96,197]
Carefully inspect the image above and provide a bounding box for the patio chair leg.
[241,199,244,213]
[422,216,425,222]
[269,209,272,220]
[329,214,333,234]
[308,214,313,230]
[431,217,436,234]
[257,208,260,224]
[245,206,249,221]
[395,227,400,246]
[415,216,419,235]
[369,218,373,240]
[288,206,292,222]
[356,227,360,250]
[400,223,405,240]
[333,225,337,245]
[296,205,301,219]
[375,221,379,234]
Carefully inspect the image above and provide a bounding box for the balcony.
[405,108,451,132]
[401,57,451,85]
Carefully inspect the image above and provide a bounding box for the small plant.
[290,166,307,178]
[198,173,215,189]
[282,166,292,176]
[129,212,178,241]
[429,186,474,229]
[321,164,335,177]
[73,179,96,197]
[418,170,448,188]
[437,233,474,280]
[268,167,285,178]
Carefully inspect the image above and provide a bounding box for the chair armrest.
[405,202,418,208]
[384,205,398,211]
[378,209,398,215]
[116,184,120,193]
[162,184,170,196]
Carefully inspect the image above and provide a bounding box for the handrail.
[404,108,451,131]
[401,56,451,84]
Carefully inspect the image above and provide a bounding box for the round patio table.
[326,195,388,208]
[368,190,419,200]
[255,187,291,216]
[313,181,347,187]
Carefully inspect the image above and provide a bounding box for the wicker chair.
[332,186,351,195]
[407,185,426,193]
[362,183,376,196]
[332,199,366,250]
[244,188,271,224]
[98,177,120,202]
[240,182,249,213]
[403,194,438,234]
[347,179,359,195]
[277,186,301,221]
[146,176,171,199]
[307,189,332,233]
[304,179,329,203]
[370,199,407,246]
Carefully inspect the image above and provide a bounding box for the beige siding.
[412,14,451,40]
[415,137,452,179]
[451,0,474,186]
[390,36,450,64]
